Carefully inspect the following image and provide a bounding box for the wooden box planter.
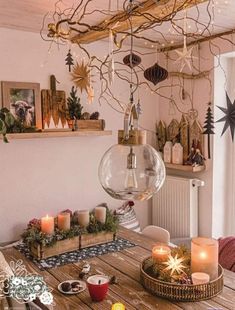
[77,120,105,131]
[80,231,116,249]
[30,232,116,260]
[30,236,80,260]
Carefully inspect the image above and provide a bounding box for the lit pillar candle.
[191,237,218,281]
[77,210,90,227]
[95,207,106,224]
[192,272,210,285]
[152,245,171,263]
[58,212,71,231]
[41,215,54,235]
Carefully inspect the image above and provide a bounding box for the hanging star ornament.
[175,46,197,72]
[163,254,187,276]
[174,10,197,72]
[71,61,91,93]
[217,92,235,141]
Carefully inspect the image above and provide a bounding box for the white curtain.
[225,57,235,235]
[213,54,235,237]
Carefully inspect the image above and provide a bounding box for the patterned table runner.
[15,238,136,270]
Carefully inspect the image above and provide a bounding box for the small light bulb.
[124,169,138,190]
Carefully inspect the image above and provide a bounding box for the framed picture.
[1,81,42,129]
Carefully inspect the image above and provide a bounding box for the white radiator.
[152,175,204,239]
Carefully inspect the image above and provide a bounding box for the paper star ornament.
[175,46,197,72]
[71,62,91,93]
[217,92,235,141]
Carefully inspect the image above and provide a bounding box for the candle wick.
[98,280,101,285]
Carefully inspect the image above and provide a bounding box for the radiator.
[152,175,204,239]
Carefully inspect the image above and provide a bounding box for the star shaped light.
[163,254,186,276]
[217,92,235,141]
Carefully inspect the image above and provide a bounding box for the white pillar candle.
[41,215,54,235]
[192,272,210,285]
[77,210,90,227]
[191,237,218,280]
[58,212,71,231]
[152,245,171,263]
[95,207,106,224]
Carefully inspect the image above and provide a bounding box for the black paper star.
[217,93,235,141]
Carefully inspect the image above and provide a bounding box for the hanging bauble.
[123,53,141,68]
[144,63,168,85]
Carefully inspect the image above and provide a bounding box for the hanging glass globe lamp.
[98,101,166,201]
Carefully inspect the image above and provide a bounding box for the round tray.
[140,257,224,302]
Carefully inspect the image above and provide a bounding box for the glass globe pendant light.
[99,0,165,201]
[98,95,166,201]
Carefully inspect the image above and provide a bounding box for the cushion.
[115,201,141,232]
[219,236,235,272]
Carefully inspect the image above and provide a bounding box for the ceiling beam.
[71,0,209,45]
[160,28,235,52]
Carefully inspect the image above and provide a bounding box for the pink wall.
[0,28,158,242]
[158,35,235,237]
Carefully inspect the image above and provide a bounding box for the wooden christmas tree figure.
[65,49,74,72]
[203,103,214,159]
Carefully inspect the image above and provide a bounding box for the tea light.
[95,206,106,224]
[191,237,218,280]
[77,210,90,227]
[58,212,71,231]
[152,245,171,263]
[192,272,210,285]
[41,215,54,235]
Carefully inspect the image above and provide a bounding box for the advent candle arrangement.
[40,207,108,234]
[191,237,218,280]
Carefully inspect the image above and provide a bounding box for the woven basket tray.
[140,257,224,302]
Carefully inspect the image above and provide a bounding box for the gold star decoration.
[163,254,187,276]
[71,62,91,93]
[175,46,197,72]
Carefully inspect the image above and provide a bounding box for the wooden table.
[2,228,235,310]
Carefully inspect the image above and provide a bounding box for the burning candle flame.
[199,251,207,259]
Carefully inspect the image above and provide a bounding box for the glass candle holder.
[152,245,171,263]
[191,237,218,281]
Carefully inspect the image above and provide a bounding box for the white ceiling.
[0,0,234,48]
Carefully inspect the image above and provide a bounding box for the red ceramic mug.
[87,275,109,302]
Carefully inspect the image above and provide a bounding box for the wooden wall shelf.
[165,163,205,172]
[6,130,112,140]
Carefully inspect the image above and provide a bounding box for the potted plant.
[67,86,83,130]
[0,108,15,142]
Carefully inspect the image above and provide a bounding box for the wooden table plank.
[72,257,183,310]
[47,263,136,310]
[2,248,91,310]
